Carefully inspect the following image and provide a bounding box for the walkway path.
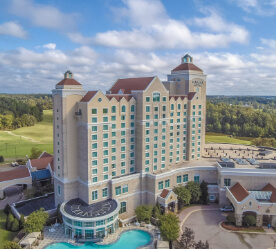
[0,185,24,209]
[4,130,39,143]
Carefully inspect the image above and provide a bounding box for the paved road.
[182,208,276,249]
[0,185,24,209]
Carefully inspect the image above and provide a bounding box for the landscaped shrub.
[243,215,256,226]
[3,241,22,249]
[0,155,4,162]
[200,180,209,204]
[186,182,201,204]
[173,185,191,209]
[4,204,11,215]
[19,214,25,229]
[152,203,161,219]
[6,213,14,231]
[10,219,20,232]
[226,214,236,224]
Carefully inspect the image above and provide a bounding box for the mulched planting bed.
[221,222,265,232]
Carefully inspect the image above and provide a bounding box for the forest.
[0,94,52,130]
[206,96,276,147]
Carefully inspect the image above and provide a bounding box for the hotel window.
[112,132,116,137]
[131,129,135,135]
[103,142,108,147]
[146,122,150,128]
[154,151,158,156]
[92,108,97,114]
[92,169,97,174]
[121,105,126,112]
[92,143,97,149]
[162,106,166,111]
[121,169,125,175]
[112,171,116,177]
[158,181,164,190]
[198,129,201,133]
[112,148,116,153]
[103,133,108,139]
[92,177,98,183]
[162,121,166,126]
[198,111,201,115]
[199,105,202,109]
[170,112,174,117]
[103,150,108,156]
[153,122,157,126]
[58,185,61,195]
[121,123,126,128]
[92,126,97,132]
[154,165,157,171]
[121,138,126,144]
[131,105,135,112]
[121,115,126,121]
[102,188,108,197]
[171,104,174,110]
[154,106,158,112]
[121,146,126,152]
[198,123,201,128]
[162,149,165,155]
[130,160,134,165]
[170,119,173,123]
[103,125,108,131]
[162,114,166,118]
[145,160,149,165]
[121,131,126,136]
[121,162,125,167]
[111,115,116,121]
[92,135,97,140]
[122,185,128,193]
[161,163,165,169]
[154,158,157,163]
[96,220,105,226]
[115,186,121,195]
[121,154,125,159]
[162,156,165,161]
[112,140,116,145]
[145,167,149,172]
[146,130,150,135]
[177,112,180,116]
[112,155,116,161]
[199,117,202,122]
[193,105,196,109]
[145,152,149,158]
[130,152,134,157]
[146,106,150,112]
[154,114,158,119]
[145,145,150,150]
[153,92,160,102]
[146,96,150,102]
[170,152,173,156]
[131,115,135,120]
[111,106,116,113]
[177,176,181,184]
[162,96,167,102]
[154,129,158,134]
[92,160,97,166]
[103,158,108,164]
[183,174,188,182]
[92,190,98,200]
[103,108,108,114]
[112,124,116,129]
[184,104,187,109]
[178,104,181,110]
[92,117,97,123]
[120,202,127,214]
[154,144,158,148]
[192,111,195,115]
[183,155,186,160]
[194,175,200,183]
[92,152,97,157]
[131,122,135,127]
[165,179,170,188]
[224,178,231,187]
[146,137,150,142]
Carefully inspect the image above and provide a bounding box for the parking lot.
[182,209,276,249]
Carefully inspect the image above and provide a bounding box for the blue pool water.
[45,230,151,249]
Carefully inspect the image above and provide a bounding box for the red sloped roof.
[39,151,52,159]
[229,182,249,202]
[160,189,170,198]
[172,63,203,72]
[188,92,196,100]
[262,183,276,203]
[80,91,98,102]
[56,78,81,86]
[31,156,54,171]
[109,77,155,94]
[0,168,30,182]
[106,94,133,102]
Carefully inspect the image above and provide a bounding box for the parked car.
[11,162,19,167]
[220,206,234,212]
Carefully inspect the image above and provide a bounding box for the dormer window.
[64,70,73,79]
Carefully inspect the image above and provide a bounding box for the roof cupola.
[181,54,193,64]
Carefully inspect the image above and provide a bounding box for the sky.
[0,0,276,95]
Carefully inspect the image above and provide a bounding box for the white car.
[220,206,234,212]
[11,162,19,167]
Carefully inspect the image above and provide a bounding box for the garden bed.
[221,222,265,232]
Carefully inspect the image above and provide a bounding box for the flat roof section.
[15,193,55,216]
[64,198,118,218]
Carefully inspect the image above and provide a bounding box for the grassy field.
[0,210,17,249]
[205,132,254,145]
[0,110,53,160]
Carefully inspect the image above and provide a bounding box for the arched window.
[119,202,127,214]
[153,92,160,102]
[131,105,135,112]
[121,105,126,112]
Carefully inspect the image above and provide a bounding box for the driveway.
[181,207,276,249]
[0,185,24,209]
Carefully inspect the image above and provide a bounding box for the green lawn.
[205,132,254,145]
[0,210,17,249]
[0,110,53,160]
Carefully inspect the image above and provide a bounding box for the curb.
[179,208,219,234]
[219,221,276,235]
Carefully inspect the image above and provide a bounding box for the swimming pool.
[45,230,152,249]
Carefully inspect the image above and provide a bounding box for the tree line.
[0,94,52,130]
[206,101,276,139]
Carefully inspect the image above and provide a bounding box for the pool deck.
[34,224,156,249]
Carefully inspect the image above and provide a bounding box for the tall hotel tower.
[52,55,208,239]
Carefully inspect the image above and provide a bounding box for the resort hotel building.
[52,54,276,240]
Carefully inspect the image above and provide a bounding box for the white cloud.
[68,0,249,50]
[232,0,276,16]
[261,38,276,49]
[43,43,56,50]
[9,0,78,30]
[0,21,27,39]
[0,46,276,95]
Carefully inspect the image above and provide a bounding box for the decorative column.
[235,213,243,227]
[174,201,178,213]
[256,214,263,227]
[0,190,4,199]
